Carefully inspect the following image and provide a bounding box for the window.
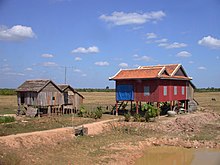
[144,86,150,96]
[174,86,177,95]
[163,86,167,96]
[182,86,185,95]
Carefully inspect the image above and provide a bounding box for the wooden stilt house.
[58,84,84,113]
[16,80,84,116]
[109,64,196,115]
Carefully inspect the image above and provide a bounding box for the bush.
[93,106,103,119]
[144,104,159,122]
[77,106,86,117]
[133,113,141,122]
[124,112,131,122]
[0,116,15,124]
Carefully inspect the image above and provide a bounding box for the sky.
[0,0,220,88]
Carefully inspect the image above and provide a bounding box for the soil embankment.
[0,111,219,165]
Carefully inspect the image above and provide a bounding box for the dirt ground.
[0,92,220,164]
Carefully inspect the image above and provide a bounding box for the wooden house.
[109,64,196,115]
[16,80,84,116]
[58,84,84,112]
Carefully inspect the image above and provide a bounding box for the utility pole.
[62,66,73,84]
[64,66,67,84]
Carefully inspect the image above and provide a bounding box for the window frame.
[144,86,150,96]
[163,86,167,96]
[182,86,185,95]
[174,86,177,95]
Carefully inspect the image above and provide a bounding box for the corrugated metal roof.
[110,64,191,80]
[16,79,51,92]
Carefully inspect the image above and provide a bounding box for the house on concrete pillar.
[109,64,196,115]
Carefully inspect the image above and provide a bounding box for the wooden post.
[116,101,118,116]
[48,106,51,116]
[130,101,132,113]
[136,101,139,114]
[157,102,160,118]
[170,101,173,111]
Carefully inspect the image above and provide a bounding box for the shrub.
[0,116,15,124]
[94,106,103,119]
[77,106,86,117]
[124,112,131,122]
[133,113,141,122]
[144,104,159,122]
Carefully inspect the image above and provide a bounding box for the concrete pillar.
[116,101,118,116]
[136,101,139,114]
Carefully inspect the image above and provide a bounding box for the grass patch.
[0,116,15,123]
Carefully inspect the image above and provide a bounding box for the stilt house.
[58,84,84,111]
[109,64,196,115]
[16,80,84,116]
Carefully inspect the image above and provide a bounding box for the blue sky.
[0,0,220,88]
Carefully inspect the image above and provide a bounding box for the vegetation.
[124,112,131,122]
[76,88,115,92]
[0,116,15,123]
[77,106,103,119]
[195,87,220,92]
[0,88,16,95]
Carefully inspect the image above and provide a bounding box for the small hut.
[58,84,84,113]
[16,80,84,116]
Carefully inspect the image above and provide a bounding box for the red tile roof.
[110,64,191,80]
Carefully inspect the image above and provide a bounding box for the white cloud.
[217,56,219,60]
[0,25,35,41]
[82,74,87,77]
[198,35,220,49]
[155,38,168,43]
[99,11,166,26]
[25,67,33,71]
[198,66,207,70]
[5,72,25,76]
[75,57,82,61]
[95,61,109,66]
[189,61,194,64]
[119,63,128,68]
[42,62,58,67]
[73,69,81,72]
[134,55,152,62]
[133,54,139,58]
[158,42,187,49]
[146,32,157,39]
[1,67,11,72]
[41,54,54,58]
[71,46,99,54]
[176,51,191,58]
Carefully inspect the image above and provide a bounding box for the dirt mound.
[0,127,74,149]
[158,112,220,134]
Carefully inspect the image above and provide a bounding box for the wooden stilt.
[48,106,51,116]
[156,102,160,118]
[136,101,139,114]
[130,101,132,113]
